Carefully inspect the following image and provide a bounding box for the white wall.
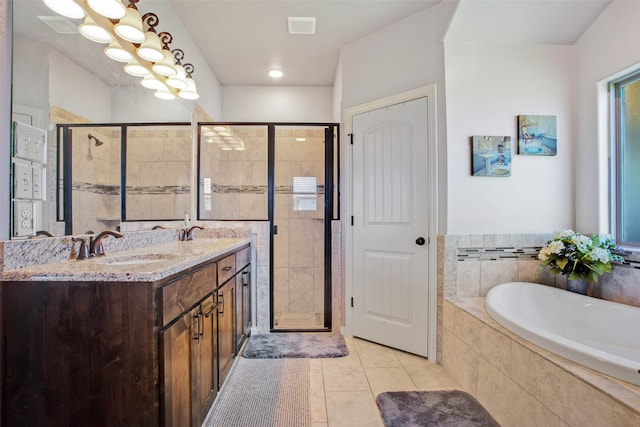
[339,1,456,233]
[49,50,112,123]
[12,37,49,118]
[138,2,222,121]
[221,86,334,122]
[574,0,640,234]
[444,44,575,234]
[110,86,192,123]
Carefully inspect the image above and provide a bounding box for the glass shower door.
[273,126,327,330]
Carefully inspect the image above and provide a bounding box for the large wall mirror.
[11,0,195,238]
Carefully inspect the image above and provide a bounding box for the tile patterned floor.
[310,337,461,427]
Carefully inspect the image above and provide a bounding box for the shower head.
[88,134,104,147]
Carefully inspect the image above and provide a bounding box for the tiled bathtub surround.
[439,233,640,307]
[442,297,640,427]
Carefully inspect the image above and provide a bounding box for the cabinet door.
[217,281,235,386]
[193,296,218,426]
[242,268,252,338]
[161,307,198,427]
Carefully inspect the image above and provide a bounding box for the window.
[612,71,640,246]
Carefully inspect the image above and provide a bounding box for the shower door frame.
[196,122,339,332]
[57,122,192,235]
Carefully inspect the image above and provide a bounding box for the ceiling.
[13,0,613,88]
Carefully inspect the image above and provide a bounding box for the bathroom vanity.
[0,238,251,427]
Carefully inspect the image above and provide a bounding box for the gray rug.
[242,333,349,359]
[376,390,501,427]
[204,358,310,427]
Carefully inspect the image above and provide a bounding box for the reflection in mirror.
[58,124,121,235]
[59,123,193,234]
[12,1,194,237]
[125,124,192,221]
[198,124,269,220]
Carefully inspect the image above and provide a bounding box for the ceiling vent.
[38,16,79,34]
[288,17,316,35]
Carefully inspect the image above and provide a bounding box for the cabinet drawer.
[235,246,250,270]
[161,263,216,327]
[217,254,236,285]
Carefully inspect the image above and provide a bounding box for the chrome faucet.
[182,225,204,241]
[89,230,124,257]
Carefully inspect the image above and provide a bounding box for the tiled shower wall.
[126,126,192,220]
[199,126,268,220]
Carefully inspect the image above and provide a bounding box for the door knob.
[415,237,426,246]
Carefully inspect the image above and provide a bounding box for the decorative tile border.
[72,181,191,195]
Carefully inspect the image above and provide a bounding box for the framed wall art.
[471,135,511,177]
[518,115,557,155]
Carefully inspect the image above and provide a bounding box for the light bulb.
[79,16,114,43]
[104,41,133,62]
[113,6,146,43]
[43,0,85,19]
[137,31,164,62]
[87,0,126,20]
[124,60,148,77]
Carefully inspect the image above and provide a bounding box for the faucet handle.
[72,237,90,261]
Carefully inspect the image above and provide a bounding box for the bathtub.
[486,282,640,387]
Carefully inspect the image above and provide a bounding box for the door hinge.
[273,225,278,235]
[351,216,354,226]
[349,133,353,145]
[351,297,354,308]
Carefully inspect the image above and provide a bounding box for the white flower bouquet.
[538,229,624,282]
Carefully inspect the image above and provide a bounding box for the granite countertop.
[0,238,250,282]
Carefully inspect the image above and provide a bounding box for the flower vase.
[567,278,595,296]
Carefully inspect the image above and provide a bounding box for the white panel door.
[352,97,430,356]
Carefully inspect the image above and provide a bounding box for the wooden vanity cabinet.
[0,242,251,427]
[161,295,217,427]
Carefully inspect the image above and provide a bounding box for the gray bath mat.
[242,333,348,359]
[376,390,501,427]
[204,358,310,426]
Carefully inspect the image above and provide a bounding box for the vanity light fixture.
[269,69,284,79]
[79,15,114,43]
[123,59,149,77]
[87,0,126,20]
[113,1,145,43]
[140,74,165,90]
[154,85,176,100]
[179,64,200,100]
[104,40,134,62]
[42,0,200,101]
[151,34,178,76]
[43,0,85,19]
[137,14,165,62]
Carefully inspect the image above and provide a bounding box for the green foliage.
[538,229,624,283]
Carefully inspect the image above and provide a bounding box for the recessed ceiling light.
[296,137,306,142]
[269,69,284,79]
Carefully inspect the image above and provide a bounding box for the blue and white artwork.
[518,115,557,155]
[471,135,512,177]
